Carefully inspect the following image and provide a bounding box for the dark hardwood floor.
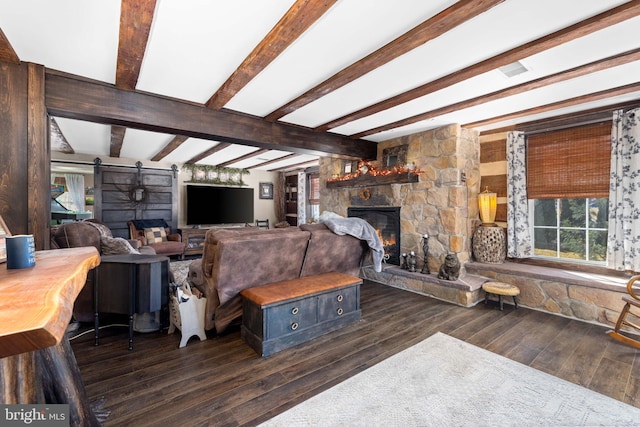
[70,280,640,426]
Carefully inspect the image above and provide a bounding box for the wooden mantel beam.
[44,70,376,160]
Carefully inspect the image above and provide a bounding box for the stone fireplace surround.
[315,124,631,331]
[319,124,486,306]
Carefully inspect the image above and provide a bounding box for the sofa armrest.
[167,233,181,242]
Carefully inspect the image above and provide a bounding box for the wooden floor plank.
[69,280,640,426]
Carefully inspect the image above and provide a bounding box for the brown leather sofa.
[51,220,156,322]
[128,219,186,259]
[188,223,369,333]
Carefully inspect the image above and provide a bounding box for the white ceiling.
[1,0,639,172]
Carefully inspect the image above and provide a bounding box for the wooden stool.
[482,281,520,311]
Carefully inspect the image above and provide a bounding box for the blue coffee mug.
[6,235,36,269]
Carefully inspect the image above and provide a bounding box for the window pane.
[590,198,608,228]
[560,229,586,260]
[534,228,557,257]
[560,198,585,228]
[534,199,557,226]
[589,230,607,261]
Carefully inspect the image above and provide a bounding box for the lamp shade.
[478,186,497,225]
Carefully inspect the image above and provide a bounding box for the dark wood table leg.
[129,264,136,351]
[94,269,100,347]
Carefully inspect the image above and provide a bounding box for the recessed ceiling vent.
[499,61,529,78]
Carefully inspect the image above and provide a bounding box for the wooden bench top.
[240,272,362,307]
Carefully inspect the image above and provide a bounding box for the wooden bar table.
[0,247,101,426]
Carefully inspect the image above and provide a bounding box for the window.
[531,198,608,262]
[527,123,611,264]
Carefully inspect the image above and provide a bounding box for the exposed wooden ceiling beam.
[49,118,74,154]
[206,0,338,110]
[0,27,19,64]
[187,142,231,164]
[248,153,301,170]
[151,135,189,161]
[116,0,157,90]
[110,0,157,158]
[265,0,504,122]
[44,70,377,160]
[353,47,640,138]
[464,82,640,129]
[316,0,640,132]
[109,125,127,157]
[216,148,270,168]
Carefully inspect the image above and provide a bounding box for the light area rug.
[259,332,640,427]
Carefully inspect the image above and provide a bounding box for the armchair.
[50,220,155,322]
[128,219,185,259]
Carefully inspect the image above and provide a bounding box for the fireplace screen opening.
[348,207,401,265]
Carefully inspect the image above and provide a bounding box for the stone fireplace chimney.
[319,124,480,274]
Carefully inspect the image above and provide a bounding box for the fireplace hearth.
[348,207,400,265]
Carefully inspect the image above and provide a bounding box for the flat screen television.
[186,185,254,225]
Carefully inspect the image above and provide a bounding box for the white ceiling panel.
[53,118,111,157]
[224,0,457,116]
[0,0,120,83]
[136,0,297,103]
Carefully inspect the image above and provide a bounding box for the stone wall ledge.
[360,265,487,307]
[371,264,486,291]
[465,261,630,327]
[465,261,628,293]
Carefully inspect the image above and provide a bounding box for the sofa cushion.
[148,240,185,256]
[101,236,140,255]
[299,223,367,277]
[144,227,167,243]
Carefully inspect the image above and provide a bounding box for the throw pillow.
[101,236,140,255]
[144,227,167,244]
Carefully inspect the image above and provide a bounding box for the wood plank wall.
[479,130,509,224]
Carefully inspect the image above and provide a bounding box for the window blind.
[526,122,611,199]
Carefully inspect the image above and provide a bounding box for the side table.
[472,225,506,264]
[94,254,170,350]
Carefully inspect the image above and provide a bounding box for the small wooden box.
[240,272,362,357]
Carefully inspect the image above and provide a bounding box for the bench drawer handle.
[291,307,299,315]
[337,308,344,316]
[337,295,343,302]
[291,322,299,330]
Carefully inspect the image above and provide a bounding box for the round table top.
[482,281,520,296]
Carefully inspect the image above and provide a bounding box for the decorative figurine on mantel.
[438,253,461,281]
[408,251,417,272]
[421,234,430,274]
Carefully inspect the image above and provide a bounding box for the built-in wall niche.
[382,145,407,168]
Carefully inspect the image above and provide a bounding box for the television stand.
[180,228,208,256]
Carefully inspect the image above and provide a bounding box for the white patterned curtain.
[64,173,85,212]
[607,108,640,272]
[506,131,533,258]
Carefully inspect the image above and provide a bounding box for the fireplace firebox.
[348,207,401,265]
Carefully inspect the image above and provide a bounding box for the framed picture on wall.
[259,182,274,200]
[0,215,11,263]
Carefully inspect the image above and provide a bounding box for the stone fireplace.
[319,124,485,307]
[348,207,401,265]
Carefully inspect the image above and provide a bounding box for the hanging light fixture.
[478,186,497,225]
